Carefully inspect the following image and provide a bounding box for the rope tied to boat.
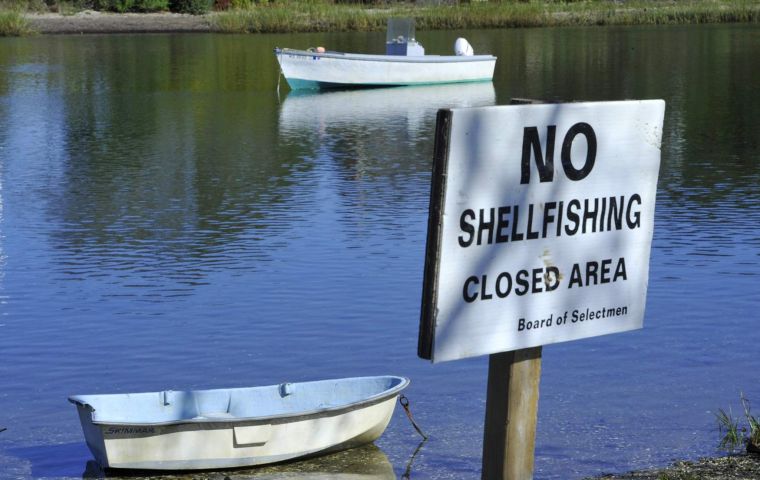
[399,394,428,439]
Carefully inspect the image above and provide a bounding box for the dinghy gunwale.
[69,375,409,427]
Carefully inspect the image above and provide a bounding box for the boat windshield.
[386,18,415,44]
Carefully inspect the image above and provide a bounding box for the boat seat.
[194,412,235,420]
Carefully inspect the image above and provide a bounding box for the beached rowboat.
[69,376,409,470]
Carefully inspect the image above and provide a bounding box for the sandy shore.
[24,10,215,34]
[589,454,760,480]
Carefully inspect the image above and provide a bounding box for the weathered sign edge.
[418,108,453,361]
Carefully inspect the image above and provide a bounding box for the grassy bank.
[3,0,760,36]
[212,0,760,34]
[0,9,33,35]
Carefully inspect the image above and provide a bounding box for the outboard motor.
[454,37,474,56]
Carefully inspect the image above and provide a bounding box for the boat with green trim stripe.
[274,19,496,90]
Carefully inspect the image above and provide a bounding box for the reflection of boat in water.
[233,443,396,480]
[279,82,496,133]
[70,376,408,471]
[82,443,396,479]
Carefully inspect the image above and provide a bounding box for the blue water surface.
[0,25,759,479]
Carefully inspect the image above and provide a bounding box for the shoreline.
[16,1,760,35]
[589,454,760,480]
[23,11,214,34]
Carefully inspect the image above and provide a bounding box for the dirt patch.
[24,10,215,34]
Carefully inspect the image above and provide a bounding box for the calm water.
[0,24,759,479]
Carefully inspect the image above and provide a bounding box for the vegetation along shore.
[0,0,757,36]
[586,454,760,480]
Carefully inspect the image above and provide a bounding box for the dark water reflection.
[0,25,759,479]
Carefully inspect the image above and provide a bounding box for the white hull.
[82,444,396,479]
[70,376,408,470]
[275,48,496,90]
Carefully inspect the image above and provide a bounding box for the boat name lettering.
[104,426,156,435]
[286,53,319,61]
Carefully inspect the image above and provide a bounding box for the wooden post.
[480,95,546,480]
[481,347,542,480]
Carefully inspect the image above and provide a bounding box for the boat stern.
[69,397,110,468]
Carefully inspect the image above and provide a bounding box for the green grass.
[0,10,33,36]
[214,3,382,33]
[716,393,760,454]
[741,393,760,450]
[212,0,760,34]
[716,407,743,453]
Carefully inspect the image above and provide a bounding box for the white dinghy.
[275,19,496,90]
[69,376,409,470]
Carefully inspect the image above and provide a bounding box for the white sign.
[419,100,665,363]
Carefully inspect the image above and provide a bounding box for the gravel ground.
[589,454,760,480]
[24,10,214,33]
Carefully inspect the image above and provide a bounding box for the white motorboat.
[274,19,496,90]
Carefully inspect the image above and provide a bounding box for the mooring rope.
[276,70,282,100]
[402,437,427,479]
[399,394,428,440]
